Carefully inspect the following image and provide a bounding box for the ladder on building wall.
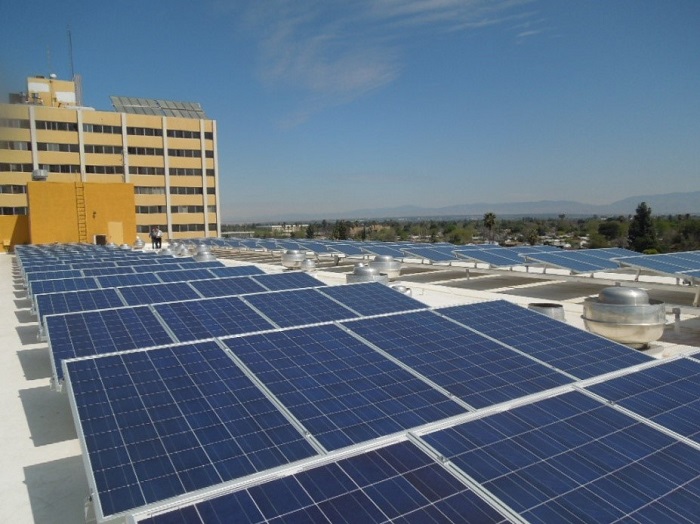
[75,183,88,243]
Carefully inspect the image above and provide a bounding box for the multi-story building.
[0,74,220,249]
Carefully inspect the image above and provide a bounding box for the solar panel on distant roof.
[438,300,651,379]
[345,310,572,408]
[318,282,426,317]
[422,390,700,523]
[118,282,202,305]
[63,340,317,519]
[251,271,326,291]
[222,324,467,450]
[134,440,509,523]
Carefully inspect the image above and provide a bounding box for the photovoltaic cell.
[154,268,216,283]
[35,288,125,325]
[222,324,467,451]
[136,440,508,524]
[96,273,161,288]
[64,341,317,519]
[243,288,358,327]
[320,282,427,316]
[587,358,700,444]
[422,390,700,523]
[189,276,267,298]
[454,247,524,267]
[616,252,700,276]
[46,306,175,380]
[345,311,572,408]
[438,300,651,379]
[154,297,275,341]
[81,266,136,277]
[252,272,326,291]
[29,276,100,296]
[207,265,265,278]
[401,246,459,262]
[26,269,83,283]
[118,282,202,305]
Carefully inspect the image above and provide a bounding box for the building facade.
[0,75,220,249]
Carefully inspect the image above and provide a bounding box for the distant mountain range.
[231,191,700,223]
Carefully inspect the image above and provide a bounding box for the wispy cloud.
[232,0,534,125]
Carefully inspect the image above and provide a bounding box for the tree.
[305,224,315,239]
[483,212,496,242]
[628,202,658,253]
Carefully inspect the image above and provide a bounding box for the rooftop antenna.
[68,26,75,78]
[67,26,83,106]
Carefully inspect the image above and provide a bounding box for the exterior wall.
[27,182,136,245]
[0,76,221,248]
[0,216,29,251]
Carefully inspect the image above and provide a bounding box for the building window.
[171,205,204,213]
[208,223,217,231]
[129,166,165,175]
[170,186,203,195]
[39,164,81,173]
[137,225,152,233]
[0,163,33,172]
[0,141,31,151]
[205,150,214,158]
[204,131,213,140]
[170,168,202,177]
[168,148,201,158]
[207,187,216,194]
[127,147,163,156]
[35,120,78,132]
[85,165,123,174]
[207,205,216,213]
[0,185,27,194]
[206,169,215,177]
[171,223,205,232]
[84,145,122,154]
[134,186,166,195]
[136,205,167,214]
[127,127,162,137]
[0,118,30,129]
[0,207,28,215]
[166,129,201,139]
[83,123,121,134]
[37,142,80,153]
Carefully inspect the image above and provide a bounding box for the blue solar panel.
[223,324,467,450]
[243,288,359,328]
[154,296,275,341]
[345,311,572,408]
[64,341,318,519]
[26,269,83,283]
[35,288,125,326]
[509,245,561,254]
[454,247,524,266]
[131,262,183,273]
[155,268,216,283]
[96,273,161,288]
[136,440,509,524]
[438,300,651,379]
[328,243,365,256]
[319,282,427,316]
[207,265,265,278]
[587,358,700,444]
[252,272,326,291]
[29,276,99,296]
[361,244,406,258]
[189,276,267,298]
[422,390,700,523]
[81,266,136,277]
[401,246,458,262]
[295,241,334,254]
[616,251,700,275]
[118,282,202,305]
[524,251,619,273]
[46,306,175,381]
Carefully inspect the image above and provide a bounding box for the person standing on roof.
[150,227,157,249]
[155,227,163,249]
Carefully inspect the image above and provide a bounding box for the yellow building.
[0,75,220,250]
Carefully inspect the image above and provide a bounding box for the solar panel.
[222,324,467,450]
[29,276,99,297]
[454,247,524,267]
[155,268,216,283]
[524,251,620,273]
[252,272,326,291]
[118,282,202,305]
[25,269,83,283]
[586,358,700,444]
[207,265,265,278]
[96,273,161,288]
[242,288,359,328]
[63,340,317,519]
[154,297,275,341]
[421,390,700,523]
[189,276,267,298]
[45,306,175,381]
[328,243,365,256]
[319,282,427,317]
[616,251,700,276]
[360,244,406,258]
[131,262,183,273]
[35,288,125,327]
[438,300,651,379]
[81,266,136,277]
[345,310,572,408]
[134,440,509,523]
[110,95,208,118]
[401,246,458,262]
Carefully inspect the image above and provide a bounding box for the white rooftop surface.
[3,251,700,523]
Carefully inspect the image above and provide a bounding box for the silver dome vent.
[193,244,216,262]
[346,263,389,284]
[369,255,401,279]
[281,250,306,269]
[133,237,145,250]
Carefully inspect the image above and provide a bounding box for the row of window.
[127,147,213,158]
[0,118,30,129]
[134,186,216,195]
[135,205,217,214]
[2,120,213,139]
[0,141,31,151]
[38,143,80,152]
[136,223,217,234]
[128,147,163,156]
[83,124,121,134]
[35,120,78,132]
[85,145,122,154]
[0,163,33,172]
[130,166,165,176]
[1,163,216,177]
[1,142,122,154]
[0,185,27,194]
[0,207,27,215]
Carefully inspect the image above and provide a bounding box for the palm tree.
[483,212,496,243]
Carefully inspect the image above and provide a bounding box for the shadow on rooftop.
[17,347,52,380]
[16,325,40,345]
[14,290,27,299]
[15,309,36,324]
[14,297,32,309]
[19,385,77,446]
[24,455,89,524]
[498,281,607,301]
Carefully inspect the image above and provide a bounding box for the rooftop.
[2,248,700,523]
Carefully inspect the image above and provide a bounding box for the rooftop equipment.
[132,237,145,250]
[193,244,216,262]
[281,249,306,269]
[582,286,666,349]
[346,263,389,285]
[369,255,401,279]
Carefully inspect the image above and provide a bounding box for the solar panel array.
[522,250,622,273]
[17,243,700,522]
[616,250,700,278]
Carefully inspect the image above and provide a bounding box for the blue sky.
[2,1,699,222]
